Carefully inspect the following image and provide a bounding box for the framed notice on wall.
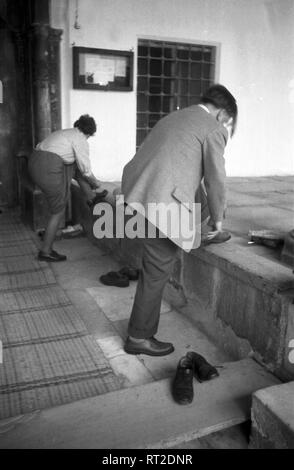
[73,47,133,91]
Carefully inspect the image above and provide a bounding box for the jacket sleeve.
[202,127,228,223]
[195,182,210,223]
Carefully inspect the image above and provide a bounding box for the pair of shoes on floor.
[38,250,67,262]
[99,266,140,288]
[172,352,219,405]
[201,231,231,246]
[87,189,108,209]
[124,336,174,356]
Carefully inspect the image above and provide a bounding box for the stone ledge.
[190,237,294,296]
[249,382,294,449]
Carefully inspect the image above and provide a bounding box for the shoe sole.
[124,346,174,357]
[172,396,193,405]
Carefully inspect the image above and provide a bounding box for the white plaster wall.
[51,0,294,180]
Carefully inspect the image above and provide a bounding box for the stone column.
[30,23,51,145]
[0,26,18,206]
[48,28,63,132]
[14,30,33,155]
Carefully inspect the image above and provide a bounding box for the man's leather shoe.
[124,336,174,356]
[38,250,67,262]
[172,355,194,405]
[186,351,219,382]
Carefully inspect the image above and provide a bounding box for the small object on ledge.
[281,229,294,269]
[248,230,285,248]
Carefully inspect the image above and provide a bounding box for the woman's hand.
[85,173,101,189]
[92,178,101,189]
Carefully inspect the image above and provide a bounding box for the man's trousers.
[128,236,179,339]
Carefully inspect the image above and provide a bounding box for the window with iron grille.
[136,39,216,148]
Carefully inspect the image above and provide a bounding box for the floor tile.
[86,284,171,321]
[97,335,125,359]
[109,355,154,387]
[65,288,117,340]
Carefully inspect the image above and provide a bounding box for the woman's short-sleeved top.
[36,128,92,176]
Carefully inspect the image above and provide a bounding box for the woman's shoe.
[100,271,129,287]
[38,250,67,262]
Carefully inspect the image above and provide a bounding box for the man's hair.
[74,114,97,136]
[200,84,238,136]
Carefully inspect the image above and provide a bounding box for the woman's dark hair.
[74,114,97,136]
[201,84,238,136]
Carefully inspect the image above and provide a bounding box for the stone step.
[249,381,294,449]
[0,357,280,449]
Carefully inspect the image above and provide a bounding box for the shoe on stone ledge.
[124,336,174,356]
[186,351,219,382]
[172,354,194,405]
